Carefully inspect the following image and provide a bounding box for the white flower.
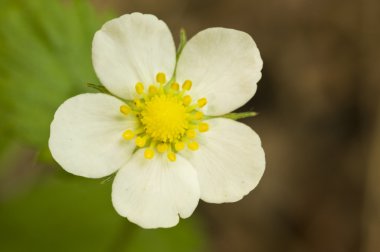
[49,13,265,229]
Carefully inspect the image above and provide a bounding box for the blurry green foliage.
[0,176,206,252]
[0,0,207,251]
[0,0,102,152]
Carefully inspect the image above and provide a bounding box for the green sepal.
[176,28,187,63]
[166,28,187,88]
[86,83,133,107]
[86,83,111,94]
[206,111,258,120]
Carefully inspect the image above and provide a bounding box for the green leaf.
[0,0,108,152]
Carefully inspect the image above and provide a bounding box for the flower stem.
[205,111,258,120]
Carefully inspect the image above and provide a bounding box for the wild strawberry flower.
[49,13,265,229]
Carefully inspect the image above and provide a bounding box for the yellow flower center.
[119,72,209,162]
[141,95,188,142]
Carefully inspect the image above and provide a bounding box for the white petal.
[181,118,265,203]
[112,150,200,229]
[92,13,176,99]
[49,93,138,178]
[176,28,263,115]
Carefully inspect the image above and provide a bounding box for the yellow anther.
[188,141,199,151]
[144,148,155,159]
[135,82,144,94]
[198,122,209,132]
[134,98,143,108]
[156,143,168,153]
[183,95,192,106]
[167,152,176,162]
[135,136,147,147]
[197,98,207,108]
[171,82,180,91]
[122,75,208,160]
[156,72,166,84]
[122,130,135,140]
[175,142,185,151]
[148,85,158,94]
[120,105,130,115]
[193,111,204,120]
[182,80,192,91]
[186,129,196,139]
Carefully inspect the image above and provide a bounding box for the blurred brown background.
[90,0,380,251]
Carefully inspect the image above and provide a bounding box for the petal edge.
[49,93,138,178]
[181,118,265,203]
[112,150,200,228]
[92,13,176,99]
[176,28,263,115]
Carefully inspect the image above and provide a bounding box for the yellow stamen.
[193,111,203,120]
[134,98,143,108]
[156,72,166,84]
[122,130,134,140]
[197,98,207,108]
[121,73,210,161]
[186,129,196,139]
[183,95,192,106]
[198,122,209,132]
[156,143,168,153]
[135,82,144,94]
[188,141,199,151]
[120,105,130,115]
[167,152,176,162]
[144,148,155,159]
[182,80,192,91]
[175,142,185,151]
[186,105,197,112]
[135,136,147,147]
[171,82,179,91]
[148,85,158,95]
